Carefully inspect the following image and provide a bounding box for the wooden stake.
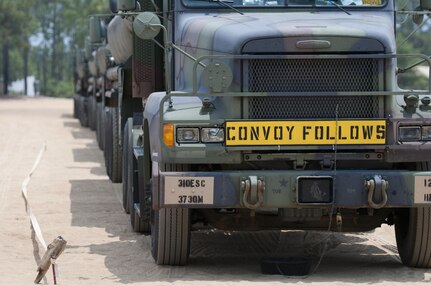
[34,236,67,284]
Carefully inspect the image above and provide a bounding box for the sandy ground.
[0,96,430,285]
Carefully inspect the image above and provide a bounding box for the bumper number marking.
[414,176,431,204]
[164,176,214,205]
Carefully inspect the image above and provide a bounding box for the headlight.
[399,126,421,142]
[422,126,431,141]
[177,127,199,143]
[201,128,224,143]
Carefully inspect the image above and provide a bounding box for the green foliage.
[2,0,431,96]
[45,78,74,98]
[0,0,107,96]
[396,2,431,91]
[0,0,37,45]
[32,0,108,96]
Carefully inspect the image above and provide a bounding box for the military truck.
[73,41,92,127]
[87,1,164,188]
[106,0,431,267]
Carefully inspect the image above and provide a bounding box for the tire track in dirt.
[361,230,401,262]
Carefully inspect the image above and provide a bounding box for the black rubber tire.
[104,107,112,177]
[77,95,84,125]
[395,162,431,268]
[88,96,97,131]
[77,95,82,122]
[80,96,89,127]
[96,102,104,150]
[129,119,151,234]
[129,154,150,233]
[151,164,191,265]
[122,118,133,213]
[73,94,79,119]
[110,107,122,183]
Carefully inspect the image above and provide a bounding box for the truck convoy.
[74,0,431,268]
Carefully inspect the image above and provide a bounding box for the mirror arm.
[397,17,429,49]
[397,58,428,74]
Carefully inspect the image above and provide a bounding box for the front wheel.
[151,208,190,265]
[395,207,431,268]
[88,96,97,131]
[109,107,122,183]
[395,162,431,268]
[122,118,132,213]
[96,102,104,150]
[151,164,191,265]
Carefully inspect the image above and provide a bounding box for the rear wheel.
[80,96,89,127]
[395,162,431,268]
[109,107,122,183]
[129,119,150,233]
[96,102,104,150]
[122,118,133,213]
[73,94,79,118]
[151,164,191,265]
[88,96,97,131]
[129,156,150,233]
[104,107,112,177]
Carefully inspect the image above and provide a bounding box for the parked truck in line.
[86,0,431,267]
[73,41,91,127]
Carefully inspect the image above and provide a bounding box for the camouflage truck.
[88,0,164,187]
[73,41,92,127]
[108,0,431,267]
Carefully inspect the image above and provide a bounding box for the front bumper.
[158,169,431,209]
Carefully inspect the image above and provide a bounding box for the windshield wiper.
[193,0,244,15]
[324,0,351,15]
[211,0,244,15]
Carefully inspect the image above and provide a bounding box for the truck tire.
[129,155,150,233]
[129,122,150,234]
[88,96,97,131]
[80,96,89,127]
[110,107,122,183]
[152,207,190,265]
[122,117,133,213]
[395,162,431,268]
[77,95,83,125]
[96,102,104,150]
[104,107,112,177]
[73,94,79,118]
[151,164,191,265]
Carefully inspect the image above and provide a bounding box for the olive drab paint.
[75,0,431,267]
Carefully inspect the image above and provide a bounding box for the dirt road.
[0,96,430,285]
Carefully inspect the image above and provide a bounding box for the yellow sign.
[362,0,382,5]
[225,120,386,146]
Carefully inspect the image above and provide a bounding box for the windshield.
[184,0,387,8]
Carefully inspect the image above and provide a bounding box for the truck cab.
[120,0,431,267]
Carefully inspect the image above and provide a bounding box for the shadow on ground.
[66,114,430,284]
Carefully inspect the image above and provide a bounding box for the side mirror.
[75,49,83,65]
[90,16,103,44]
[133,12,161,40]
[110,0,118,13]
[84,37,92,60]
[420,0,431,10]
[117,0,136,11]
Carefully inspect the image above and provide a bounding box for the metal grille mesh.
[134,38,154,83]
[247,58,380,93]
[248,96,381,119]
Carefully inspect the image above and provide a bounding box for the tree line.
[0,0,107,97]
[0,1,430,97]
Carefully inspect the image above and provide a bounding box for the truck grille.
[248,96,381,119]
[245,58,382,119]
[246,58,380,93]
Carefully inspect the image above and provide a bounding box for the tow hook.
[240,176,265,209]
[365,175,388,209]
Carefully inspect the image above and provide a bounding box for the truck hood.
[176,11,395,54]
